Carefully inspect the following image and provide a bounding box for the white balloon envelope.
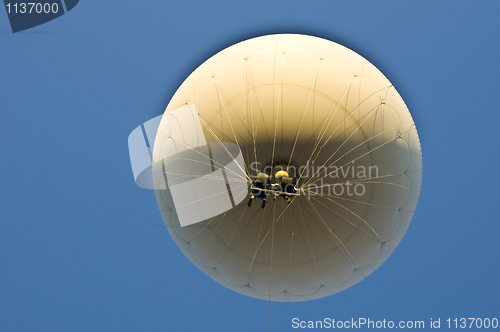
[151,34,422,302]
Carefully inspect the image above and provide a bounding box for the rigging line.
[312,63,316,131]
[216,78,224,143]
[300,102,383,187]
[162,154,248,182]
[310,195,381,242]
[244,59,251,174]
[287,68,319,168]
[314,181,408,196]
[306,172,406,190]
[304,198,356,268]
[247,62,274,152]
[308,78,353,155]
[213,76,263,164]
[312,194,398,211]
[294,201,321,281]
[281,56,284,158]
[190,100,256,176]
[245,60,273,176]
[154,131,232,178]
[252,207,267,266]
[303,198,357,269]
[295,81,354,187]
[303,132,399,188]
[304,96,380,163]
[188,199,246,242]
[271,37,280,167]
[301,105,395,189]
[195,87,272,165]
[309,85,393,172]
[164,187,242,246]
[296,76,356,184]
[311,85,392,166]
[168,104,249,181]
[207,198,258,267]
[161,154,247,183]
[163,171,247,183]
[341,181,410,191]
[172,183,248,209]
[267,201,276,332]
[215,204,254,267]
[247,64,285,171]
[301,127,398,188]
[246,206,274,285]
[270,52,285,177]
[247,197,295,274]
[248,89,273,169]
[204,211,229,261]
[198,116,252,182]
[287,204,297,284]
[249,93,260,175]
[356,62,368,145]
[245,59,260,176]
[213,81,252,178]
[280,198,286,289]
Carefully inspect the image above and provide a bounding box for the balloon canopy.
[151,34,422,301]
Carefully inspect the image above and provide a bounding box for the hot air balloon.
[130,34,422,302]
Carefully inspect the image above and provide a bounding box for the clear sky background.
[1,1,499,331]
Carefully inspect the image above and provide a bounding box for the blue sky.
[1,1,499,331]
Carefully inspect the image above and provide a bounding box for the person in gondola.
[272,170,296,204]
[248,173,271,208]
